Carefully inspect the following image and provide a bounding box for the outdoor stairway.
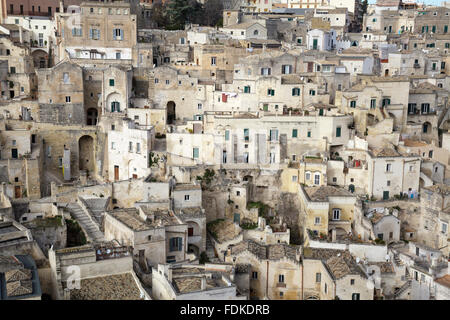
[205,236,220,263]
[67,202,105,243]
[393,253,403,266]
[393,280,411,299]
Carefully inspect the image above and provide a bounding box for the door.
[383,191,389,200]
[14,186,21,198]
[132,174,137,179]
[188,227,194,237]
[233,213,240,224]
[313,38,318,50]
[11,148,18,159]
[114,165,119,181]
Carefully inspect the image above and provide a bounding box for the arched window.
[254,29,259,36]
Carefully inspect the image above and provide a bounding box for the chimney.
[201,277,206,290]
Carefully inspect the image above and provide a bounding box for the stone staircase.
[393,280,411,299]
[67,202,105,243]
[205,235,220,263]
[393,253,404,266]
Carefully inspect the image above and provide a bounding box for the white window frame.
[332,208,341,221]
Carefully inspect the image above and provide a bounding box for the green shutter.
[336,127,341,137]
[193,147,199,159]
[292,129,298,138]
[109,79,114,86]
[350,101,356,108]
[263,104,268,111]
[225,130,229,141]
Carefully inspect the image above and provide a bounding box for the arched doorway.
[86,108,98,126]
[423,122,431,134]
[348,184,355,193]
[32,49,48,68]
[79,135,94,173]
[167,101,176,124]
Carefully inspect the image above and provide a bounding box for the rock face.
[276,193,303,245]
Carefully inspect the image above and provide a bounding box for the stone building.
[224,239,302,300]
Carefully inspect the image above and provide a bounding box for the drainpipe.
[266,260,269,299]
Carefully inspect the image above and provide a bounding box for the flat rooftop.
[67,273,143,300]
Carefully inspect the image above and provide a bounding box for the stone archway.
[79,135,95,173]
[422,121,432,134]
[86,108,98,126]
[32,49,48,68]
[167,101,176,124]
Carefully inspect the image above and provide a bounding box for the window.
[269,129,278,141]
[111,142,115,150]
[244,86,251,93]
[184,195,190,201]
[324,283,327,294]
[292,129,298,138]
[252,271,258,279]
[282,65,292,74]
[279,291,284,297]
[351,279,355,285]
[315,217,320,225]
[129,141,133,152]
[292,175,297,182]
[193,147,199,159]
[116,52,121,60]
[386,164,392,172]
[307,130,311,138]
[65,96,71,103]
[292,88,300,96]
[113,28,123,40]
[314,173,320,185]
[211,57,216,66]
[89,28,100,40]
[198,103,202,110]
[316,273,321,283]
[332,209,341,220]
[225,130,230,141]
[336,126,341,137]
[111,102,120,112]
[306,172,311,180]
[442,223,448,234]
[72,27,82,37]
[169,237,183,252]
[350,100,356,108]
[408,103,417,114]
[10,67,15,74]
[278,275,284,283]
[267,89,275,96]
[382,98,391,107]
[387,180,391,186]
[421,103,430,114]
[309,90,316,96]
[370,99,376,109]
[136,143,141,153]
[109,79,115,86]
[260,68,271,75]
[244,129,249,141]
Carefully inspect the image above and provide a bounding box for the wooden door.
[14,186,21,198]
[114,165,119,181]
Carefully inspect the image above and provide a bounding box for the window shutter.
[113,29,116,40]
[177,237,182,251]
[89,28,93,39]
[72,28,75,36]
